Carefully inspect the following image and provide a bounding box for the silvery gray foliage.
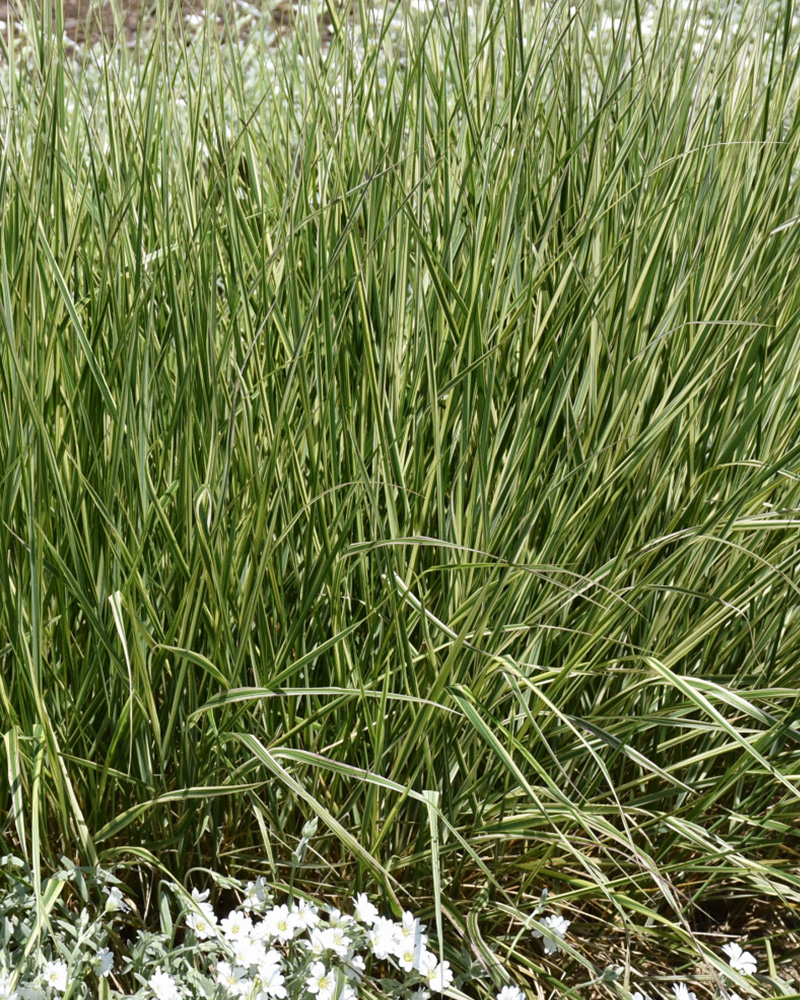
[0,855,123,998]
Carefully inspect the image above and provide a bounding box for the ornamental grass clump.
[2,0,800,987]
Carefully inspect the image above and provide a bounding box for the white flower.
[418,951,453,993]
[326,907,355,928]
[258,963,287,999]
[250,918,272,943]
[353,893,379,925]
[187,900,218,940]
[532,914,570,955]
[96,949,114,978]
[673,984,697,1000]
[41,962,67,993]
[497,987,526,1000]
[344,954,366,981]
[291,899,320,928]
[149,969,182,1000]
[397,943,425,972]
[722,943,757,976]
[263,904,299,943]
[243,878,269,911]
[220,911,254,942]
[431,961,454,992]
[397,911,427,944]
[304,929,329,957]
[320,926,352,957]
[391,911,427,963]
[191,886,211,903]
[368,917,399,959]
[231,936,266,968]
[0,975,17,1000]
[305,962,335,1000]
[216,962,247,989]
[257,950,283,975]
[103,885,130,913]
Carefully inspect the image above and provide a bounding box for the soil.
[0,0,300,48]
[1,0,170,45]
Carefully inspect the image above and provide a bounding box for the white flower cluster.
[178,885,458,999]
[0,854,767,1000]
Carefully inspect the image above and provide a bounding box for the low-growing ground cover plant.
[0,855,775,1000]
[1,0,800,989]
